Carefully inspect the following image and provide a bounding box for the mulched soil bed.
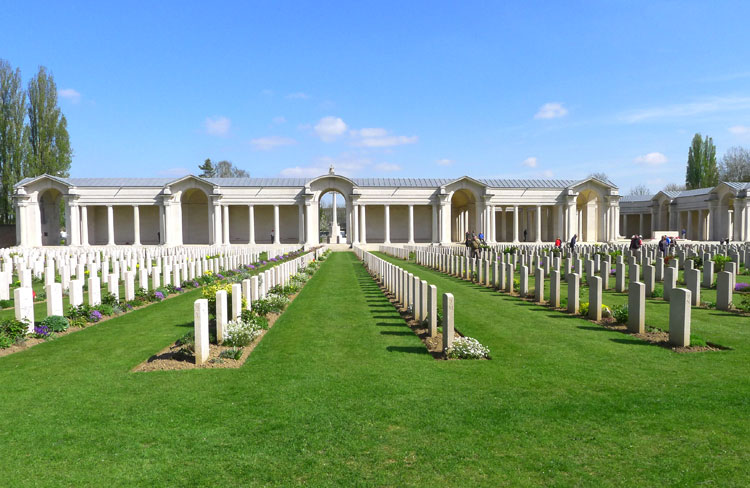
[133,291,302,372]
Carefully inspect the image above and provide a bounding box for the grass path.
[0,251,748,486]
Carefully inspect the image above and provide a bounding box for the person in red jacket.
[554,237,561,248]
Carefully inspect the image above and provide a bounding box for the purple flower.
[192,281,200,288]
[216,274,225,280]
[735,282,750,292]
[89,310,103,322]
[34,325,51,337]
[154,291,165,301]
[175,287,183,292]
[248,265,255,269]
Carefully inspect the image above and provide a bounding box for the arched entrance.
[451,189,476,242]
[38,189,63,246]
[181,189,209,244]
[576,189,601,242]
[318,190,346,243]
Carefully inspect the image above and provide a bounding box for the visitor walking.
[569,234,577,250]
[523,229,528,242]
[658,236,668,257]
[270,229,275,243]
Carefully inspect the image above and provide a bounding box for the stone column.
[708,201,718,240]
[512,205,519,243]
[107,205,115,245]
[490,205,496,243]
[698,209,706,241]
[439,196,451,244]
[384,204,391,244]
[360,204,367,244]
[498,207,506,241]
[68,203,81,246]
[273,204,280,244]
[331,193,338,230]
[305,201,316,246]
[639,213,645,237]
[212,202,222,245]
[158,203,166,244]
[352,203,359,244]
[222,205,230,244]
[298,203,305,244]
[80,205,89,246]
[133,205,141,245]
[535,205,542,243]
[431,203,438,243]
[248,204,255,244]
[408,204,414,244]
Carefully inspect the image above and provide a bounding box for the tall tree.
[664,183,686,192]
[198,158,215,177]
[719,146,750,182]
[685,133,718,189]
[0,59,28,224]
[27,66,71,178]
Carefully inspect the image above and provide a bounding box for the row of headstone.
[194,249,320,364]
[355,247,455,354]
[403,245,706,348]
[11,245,310,331]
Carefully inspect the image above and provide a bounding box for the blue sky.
[3,0,750,193]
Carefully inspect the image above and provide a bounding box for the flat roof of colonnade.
[15,174,609,190]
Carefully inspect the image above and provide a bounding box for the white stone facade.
[13,172,622,247]
[619,182,750,242]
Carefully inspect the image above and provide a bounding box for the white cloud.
[279,166,325,177]
[634,152,668,165]
[729,125,750,135]
[351,127,418,147]
[59,88,81,103]
[157,167,190,177]
[250,136,296,151]
[436,159,454,166]
[272,116,286,125]
[522,157,538,168]
[286,92,309,100]
[204,116,231,136]
[314,116,348,142]
[534,102,568,119]
[374,163,402,172]
[620,96,750,123]
[351,128,388,138]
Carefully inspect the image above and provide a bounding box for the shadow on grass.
[380,330,414,336]
[610,338,651,346]
[386,346,429,355]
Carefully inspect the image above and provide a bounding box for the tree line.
[630,133,750,195]
[0,59,72,224]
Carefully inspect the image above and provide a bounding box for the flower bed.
[0,249,311,357]
[133,249,328,371]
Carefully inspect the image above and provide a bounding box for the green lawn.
[1,251,748,486]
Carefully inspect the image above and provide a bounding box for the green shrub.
[101,292,119,307]
[267,293,290,313]
[251,298,273,317]
[579,302,590,316]
[651,286,663,298]
[41,315,69,332]
[1,318,28,341]
[737,296,750,313]
[95,303,115,316]
[0,332,13,348]
[0,299,12,309]
[611,304,629,324]
[219,347,243,360]
[712,255,731,269]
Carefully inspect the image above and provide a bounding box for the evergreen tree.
[0,60,28,224]
[198,158,215,177]
[685,133,718,189]
[27,66,71,178]
[702,135,718,187]
[685,134,703,189]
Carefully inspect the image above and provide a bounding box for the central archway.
[451,189,476,242]
[318,190,346,243]
[576,189,602,242]
[181,188,209,244]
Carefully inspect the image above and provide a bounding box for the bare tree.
[629,184,651,196]
[719,146,750,182]
[663,183,686,192]
[588,172,610,183]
